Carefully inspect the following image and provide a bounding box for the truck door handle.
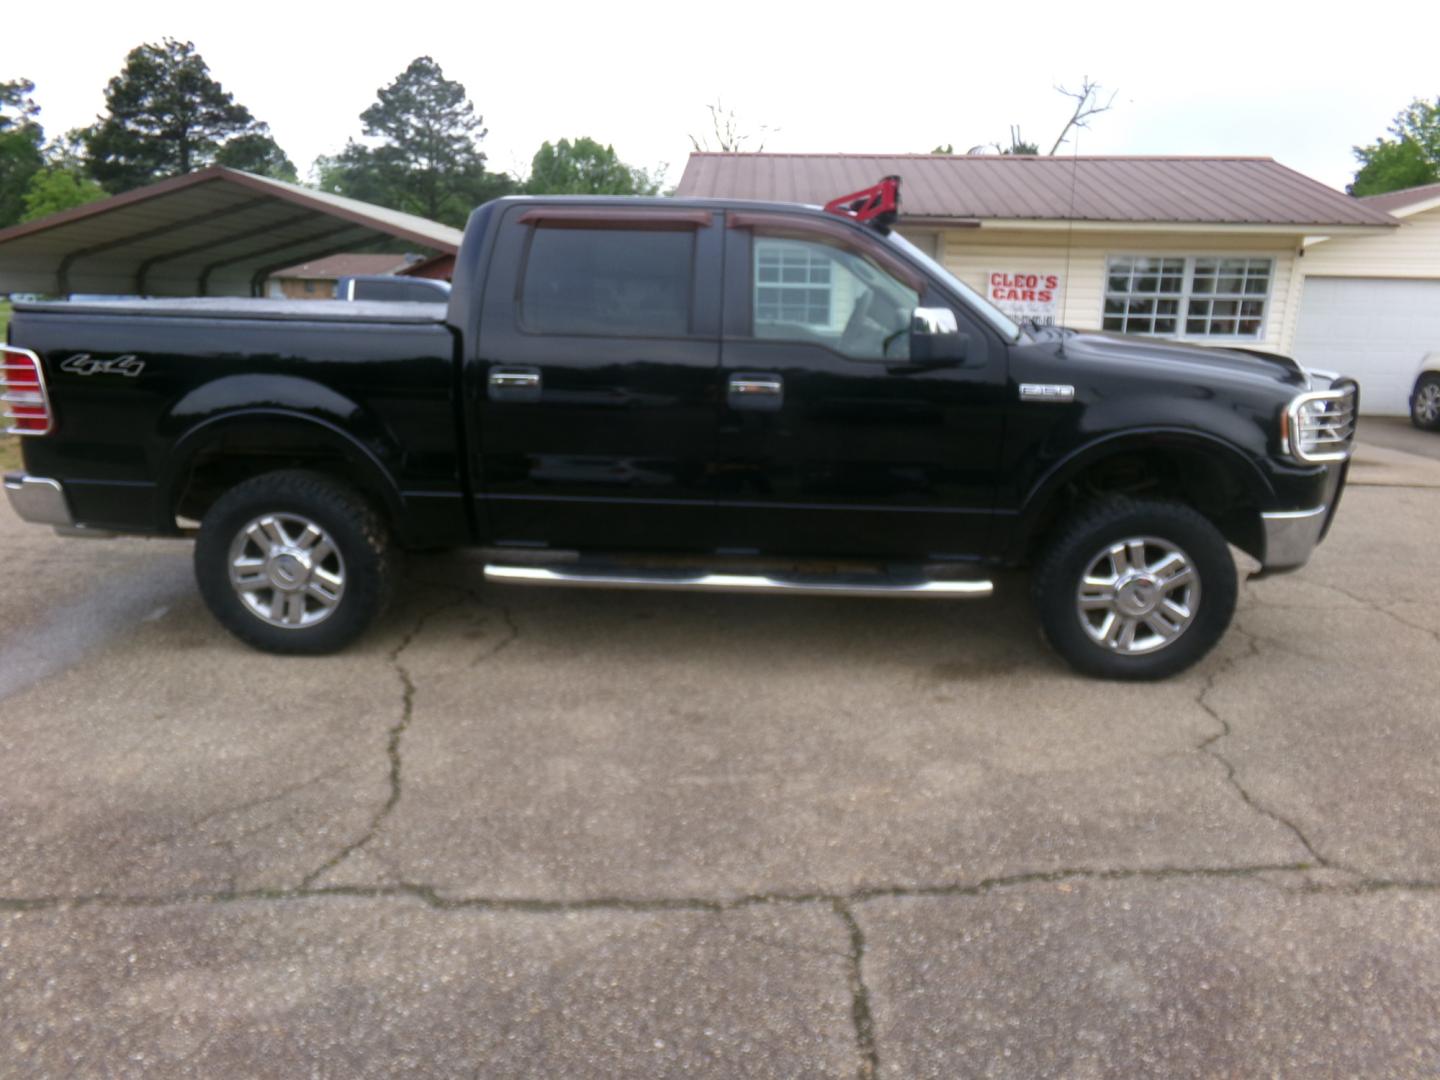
[728,372,783,411]
[488,366,542,402]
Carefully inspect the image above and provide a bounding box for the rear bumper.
[3,472,74,527]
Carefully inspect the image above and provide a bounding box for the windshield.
[886,232,1023,343]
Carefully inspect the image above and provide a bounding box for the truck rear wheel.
[1032,497,1236,680]
[194,470,395,654]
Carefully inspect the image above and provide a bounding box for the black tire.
[1411,373,1440,432]
[1031,496,1237,680]
[194,470,395,654]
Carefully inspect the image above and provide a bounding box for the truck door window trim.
[727,211,925,292]
[516,207,713,230]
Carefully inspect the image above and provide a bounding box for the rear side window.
[520,227,693,337]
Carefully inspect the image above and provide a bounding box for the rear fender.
[158,376,406,535]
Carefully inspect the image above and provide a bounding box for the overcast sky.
[12,0,1439,193]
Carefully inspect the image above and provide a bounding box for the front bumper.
[4,472,74,527]
[1259,506,1328,572]
[1257,462,1348,575]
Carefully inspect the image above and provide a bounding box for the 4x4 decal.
[60,353,145,377]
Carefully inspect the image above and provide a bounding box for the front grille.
[1286,383,1356,464]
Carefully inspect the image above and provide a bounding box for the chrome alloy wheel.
[1416,381,1440,425]
[227,512,346,629]
[1075,536,1200,655]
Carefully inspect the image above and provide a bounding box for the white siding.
[1299,206,1440,279]
[936,227,1304,354]
[1293,278,1440,415]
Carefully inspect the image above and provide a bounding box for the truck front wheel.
[194,470,395,654]
[1032,497,1237,680]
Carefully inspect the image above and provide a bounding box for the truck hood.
[1053,329,1310,391]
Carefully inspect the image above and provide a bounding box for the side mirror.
[909,307,970,363]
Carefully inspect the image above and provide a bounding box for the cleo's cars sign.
[988,271,1061,325]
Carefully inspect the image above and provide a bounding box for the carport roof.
[676,153,1399,230]
[0,165,463,297]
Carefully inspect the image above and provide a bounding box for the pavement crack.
[0,862,1343,915]
[1193,627,1331,870]
[832,900,880,1080]
[299,595,462,889]
[474,603,519,665]
[1309,580,1440,647]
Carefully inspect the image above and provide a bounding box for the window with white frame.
[1103,256,1272,339]
[755,240,834,327]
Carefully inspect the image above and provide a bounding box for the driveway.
[1357,415,1440,462]
[3,446,1440,1078]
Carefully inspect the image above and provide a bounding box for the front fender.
[1008,426,1276,563]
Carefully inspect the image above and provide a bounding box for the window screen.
[1103,255,1273,339]
[521,227,693,337]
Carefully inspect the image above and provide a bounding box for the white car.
[1413,353,1440,432]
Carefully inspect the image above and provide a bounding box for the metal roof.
[0,166,463,297]
[676,153,1399,230]
[270,253,415,279]
[1359,181,1440,217]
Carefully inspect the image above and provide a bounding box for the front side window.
[752,236,918,361]
[1104,256,1272,339]
[521,227,693,337]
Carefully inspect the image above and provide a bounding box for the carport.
[0,165,462,298]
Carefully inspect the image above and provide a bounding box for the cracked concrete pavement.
[2,443,1440,1077]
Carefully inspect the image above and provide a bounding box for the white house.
[1292,182,1440,414]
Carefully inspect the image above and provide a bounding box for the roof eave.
[1384,195,1440,219]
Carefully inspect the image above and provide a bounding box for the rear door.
[472,205,722,550]
[715,215,1009,559]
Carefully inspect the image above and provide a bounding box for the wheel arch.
[1011,429,1275,565]
[160,409,409,542]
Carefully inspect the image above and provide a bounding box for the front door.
[472,206,723,550]
[715,221,1008,559]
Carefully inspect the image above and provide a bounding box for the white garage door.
[1293,277,1440,415]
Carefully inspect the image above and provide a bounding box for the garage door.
[1293,277,1440,415]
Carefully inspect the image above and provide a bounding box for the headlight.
[1282,386,1356,463]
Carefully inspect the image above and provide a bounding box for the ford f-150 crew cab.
[2,179,1356,679]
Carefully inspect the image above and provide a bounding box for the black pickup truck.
[3,180,1356,679]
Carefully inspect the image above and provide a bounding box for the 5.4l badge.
[60,353,145,377]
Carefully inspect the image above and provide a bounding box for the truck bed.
[10,297,464,543]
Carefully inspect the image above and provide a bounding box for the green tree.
[320,56,512,226]
[0,78,45,227]
[81,38,290,192]
[1351,97,1440,196]
[214,131,297,181]
[524,137,661,195]
[20,166,106,221]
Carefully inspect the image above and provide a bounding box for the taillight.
[1,346,53,436]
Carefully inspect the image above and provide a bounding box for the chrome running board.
[483,563,993,599]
